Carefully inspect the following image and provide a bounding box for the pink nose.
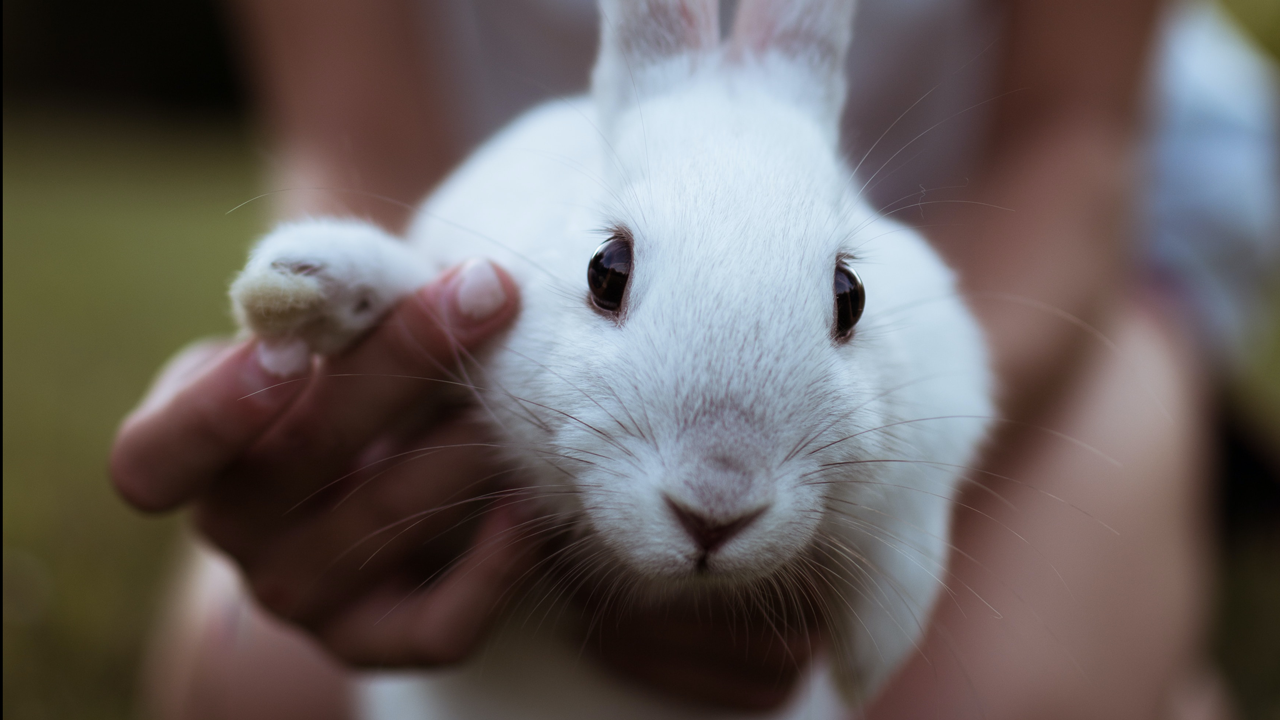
[665,497,766,553]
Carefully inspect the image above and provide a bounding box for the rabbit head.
[497,1,990,689]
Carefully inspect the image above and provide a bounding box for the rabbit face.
[525,81,895,586]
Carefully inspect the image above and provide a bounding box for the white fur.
[231,1,991,717]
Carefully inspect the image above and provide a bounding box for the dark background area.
[3,1,1277,719]
[3,0,244,112]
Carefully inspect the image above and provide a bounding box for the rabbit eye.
[588,234,632,314]
[833,265,865,341]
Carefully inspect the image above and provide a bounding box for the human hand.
[111,260,540,666]
[585,592,822,711]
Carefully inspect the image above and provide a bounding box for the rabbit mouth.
[585,514,822,589]
[554,537,838,632]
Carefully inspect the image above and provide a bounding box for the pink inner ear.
[605,0,720,62]
[594,0,722,122]
[728,1,777,56]
[677,1,709,39]
[728,0,854,69]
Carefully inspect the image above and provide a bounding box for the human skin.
[110,0,1224,717]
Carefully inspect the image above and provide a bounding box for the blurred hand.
[111,260,542,666]
[585,591,822,711]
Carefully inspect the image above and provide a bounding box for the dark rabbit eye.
[588,234,632,314]
[833,265,865,341]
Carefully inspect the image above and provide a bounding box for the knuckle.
[108,450,173,513]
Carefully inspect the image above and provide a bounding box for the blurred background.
[3,0,1278,718]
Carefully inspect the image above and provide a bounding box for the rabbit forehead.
[618,171,842,389]
[610,87,849,271]
[610,75,842,183]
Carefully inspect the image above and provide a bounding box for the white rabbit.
[231,0,992,717]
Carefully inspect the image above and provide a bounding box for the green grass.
[3,109,266,720]
[1222,0,1280,61]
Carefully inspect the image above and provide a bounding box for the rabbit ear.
[593,0,720,129]
[729,0,856,127]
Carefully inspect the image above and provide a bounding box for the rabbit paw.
[231,219,434,368]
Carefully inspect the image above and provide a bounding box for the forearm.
[228,0,465,230]
[934,117,1137,426]
[869,294,1214,719]
[933,0,1163,428]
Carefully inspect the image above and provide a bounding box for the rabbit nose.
[665,497,766,553]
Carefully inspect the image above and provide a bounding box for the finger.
[136,338,232,414]
[242,259,519,505]
[315,499,542,667]
[232,420,509,620]
[111,339,312,513]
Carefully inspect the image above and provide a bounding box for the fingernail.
[255,339,311,378]
[451,260,507,324]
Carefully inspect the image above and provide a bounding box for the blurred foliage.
[3,109,265,720]
[1221,0,1280,60]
